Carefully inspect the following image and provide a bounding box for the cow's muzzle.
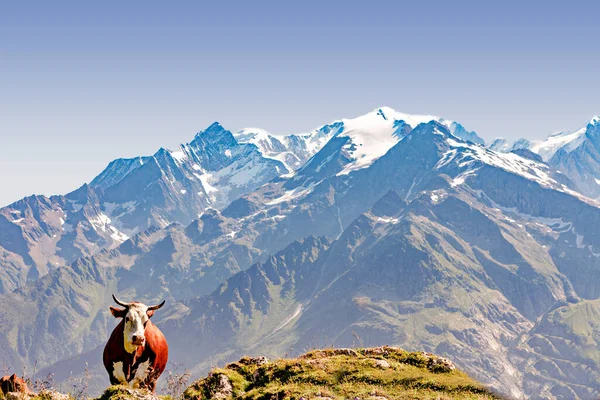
[132,335,145,346]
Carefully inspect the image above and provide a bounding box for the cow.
[103,295,168,391]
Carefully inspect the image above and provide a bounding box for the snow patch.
[89,212,129,243]
[103,201,137,237]
[229,162,265,186]
[67,199,83,212]
[377,217,399,224]
[170,150,187,163]
[274,304,303,332]
[575,230,585,249]
[451,169,480,187]
[196,173,218,195]
[89,213,112,232]
[265,185,316,205]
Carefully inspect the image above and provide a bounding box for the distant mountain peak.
[205,121,226,132]
[526,116,600,162]
[89,156,149,192]
[193,122,237,146]
[489,137,510,152]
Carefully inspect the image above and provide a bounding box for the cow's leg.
[110,361,128,386]
[130,360,152,389]
[108,375,121,386]
[146,379,156,392]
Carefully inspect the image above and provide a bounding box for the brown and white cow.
[103,295,169,391]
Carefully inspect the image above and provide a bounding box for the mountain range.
[2,107,600,399]
[489,116,600,200]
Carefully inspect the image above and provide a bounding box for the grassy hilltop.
[1,347,498,400]
[182,347,498,400]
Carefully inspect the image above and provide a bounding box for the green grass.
[94,385,175,400]
[183,347,500,400]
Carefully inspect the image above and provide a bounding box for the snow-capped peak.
[489,138,512,152]
[334,107,480,175]
[202,121,227,134]
[192,122,237,145]
[235,127,273,143]
[235,128,283,153]
[373,106,440,129]
[234,127,307,170]
[231,107,483,176]
[529,115,600,161]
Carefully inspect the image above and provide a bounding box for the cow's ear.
[146,310,155,318]
[110,307,126,318]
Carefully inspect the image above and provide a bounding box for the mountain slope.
[89,156,150,192]
[0,123,289,293]
[0,185,130,293]
[99,122,289,229]
[546,117,600,199]
[530,117,600,161]
[489,116,600,200]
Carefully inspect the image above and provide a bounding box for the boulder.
[96,386,161,400]
[428,356,456,373]
[0,375,29,396]
[184,373,233,400]
[373,359,391,369]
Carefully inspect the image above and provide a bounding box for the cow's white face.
[122,303,150,353]
[110,295,164,354]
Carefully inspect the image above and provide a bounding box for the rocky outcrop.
[95,386,161,400]
[0,374,30,396]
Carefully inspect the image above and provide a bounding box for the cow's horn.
[147,300,166,311]
[112,294,131,308]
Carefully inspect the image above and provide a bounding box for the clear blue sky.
[1,1,600,206]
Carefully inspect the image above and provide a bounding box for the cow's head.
[110,294,165,353]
